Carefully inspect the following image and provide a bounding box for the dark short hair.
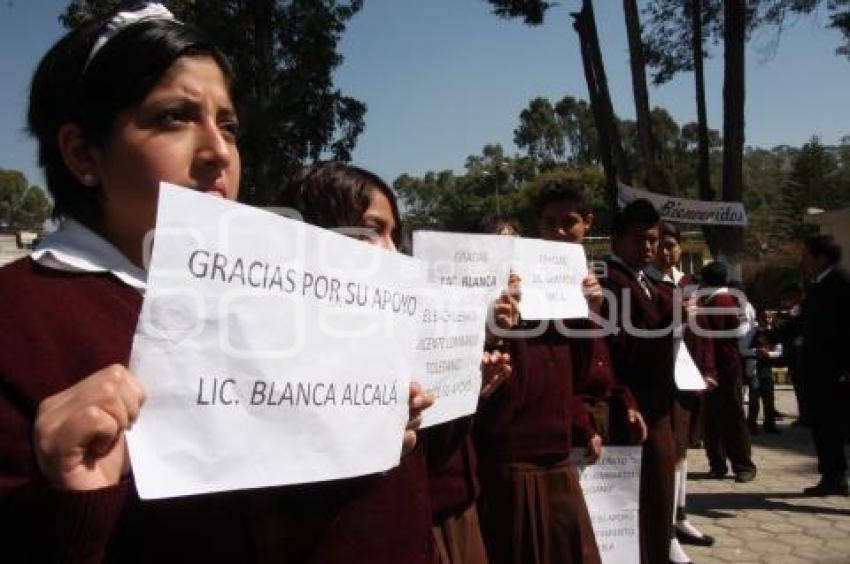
[804,234,842,266]
[28,9,235,227]
[489,217,521,236]
[701,261,728,287]
[534,178,592,218]
[612,199,660,237]
[660,221,681,243]
[279,162,401,245]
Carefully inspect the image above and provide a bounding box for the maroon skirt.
[478,458,601,564]
[433,503,488,564]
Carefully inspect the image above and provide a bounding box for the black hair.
[27,5,236,227]
[612,199,660,237]
[701,261,728,287]
[804,234,842,266]
[534,178,592,218]
[660,221,681,243]
[489,217,522,236]
[279,162,402,245]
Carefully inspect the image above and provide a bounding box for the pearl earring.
[82,173,97,186]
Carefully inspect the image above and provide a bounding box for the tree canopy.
[0,169,51,229]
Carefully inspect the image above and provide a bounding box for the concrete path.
[683,385,850,563]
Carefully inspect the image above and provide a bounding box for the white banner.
[128,184,425,499]
[572,447,642,564]
[415,288,489,428]
[618,182,747,226]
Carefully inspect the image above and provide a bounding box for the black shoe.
[803,480,849,496]
[734,469,757,483]
[763,425,781,434]
[708,468,728,479]
[676,527,715,547]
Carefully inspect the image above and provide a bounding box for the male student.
[599,199,678,564]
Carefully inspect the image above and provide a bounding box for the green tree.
[779,138,843,237]
[514,98,566,167]
[61,0,366,205]
[0,169,51,229]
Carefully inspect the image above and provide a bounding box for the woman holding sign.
[0,4,431,562]
[280,162,516,564]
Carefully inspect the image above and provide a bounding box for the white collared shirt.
[30,219,147,292]
[644,264,684,286]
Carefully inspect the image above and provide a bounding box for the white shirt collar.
[814,266,834,284]
[30,218,147,292]
[644,264,684,286]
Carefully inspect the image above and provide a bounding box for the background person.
[744,310,782,434]
[698,262,757,484]
[645,222,715,563]
[798,235,850,496]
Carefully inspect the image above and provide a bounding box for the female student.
[0,5,430,562]
[645,222,716,564]
[279,162,516,564]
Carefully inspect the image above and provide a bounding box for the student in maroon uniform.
[279,162,519,563]
[474,179,612,564]
[0,5,432,562]
[537,181,647,448]
[599,200,678,564]
[645,222,716,563]
[698,262,757,484]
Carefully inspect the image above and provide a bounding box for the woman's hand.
[480,349,512,399]
[33,364,146,491]
[627,408,648,444]
[582,274,603,312]
[492,272,522,330]
[403,381,434,456]
[585,433,603,464]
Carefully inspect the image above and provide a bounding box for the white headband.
[85,3,177,67]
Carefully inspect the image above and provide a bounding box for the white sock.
[676,519,707,539]
[677,460,688,504]
[669,538,691,563]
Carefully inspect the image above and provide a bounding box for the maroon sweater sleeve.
[697,293,742,383]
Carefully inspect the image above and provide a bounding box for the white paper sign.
[512,238,589,320]
[572,447,642,564]
[412,231,514,297]
[674,339,707,391]
[415,288,489,428]
[127,184,425,499]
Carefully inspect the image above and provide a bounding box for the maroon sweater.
[600,259,676,424]
[423,417,479,521]
[474,323,594,464]
[696,290,741,383]
[0,258,433,563]
[569,319,638,412]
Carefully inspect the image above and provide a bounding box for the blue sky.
[2,0,849,190]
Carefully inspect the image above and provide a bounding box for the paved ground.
[683,385,850,563]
